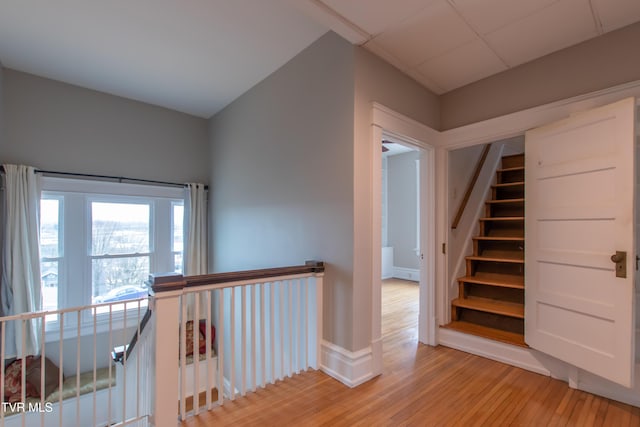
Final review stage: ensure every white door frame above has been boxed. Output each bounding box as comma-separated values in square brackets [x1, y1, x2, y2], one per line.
[371, 103, 441, 371]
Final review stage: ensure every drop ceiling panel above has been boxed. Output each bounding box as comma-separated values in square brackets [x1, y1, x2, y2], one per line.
[371, 0, 477, 67]
[451, 0, 560, 35]
[485, 0, 598, 67]
[321, 0, 434, 36]
[592, 0, 640, 32]
[416, 39, 508, 92]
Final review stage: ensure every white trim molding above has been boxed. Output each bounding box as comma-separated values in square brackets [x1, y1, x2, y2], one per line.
[441, 79, 640, 149]
[286, 0, 370, 44]
[392, 267, 420, 282]
[320, 340, 376, 388]
[438, 327, 553, 377]
[372, 102, 441, 147]
[577, 364, 640, 408]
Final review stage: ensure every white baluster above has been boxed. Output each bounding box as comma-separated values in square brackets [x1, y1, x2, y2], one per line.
[230, 287, 236, 400]
[206, 290, 213, 411]
[194, 292, 200, 415]
[217, 288, 224, 406]
[260, 283, 266, 388]
[180, 293, 187, 419]
[241, 285, 246, 396]
[251, 284, 257, 392]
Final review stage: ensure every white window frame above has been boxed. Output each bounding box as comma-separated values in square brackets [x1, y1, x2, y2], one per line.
[40, 177, 185, 340]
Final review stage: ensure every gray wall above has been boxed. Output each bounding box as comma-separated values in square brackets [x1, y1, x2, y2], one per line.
[2, 69, 209, 183]
[0, 64, 4, 148]
[388, 151, 420, 271]
[208, 32, 356, 350]
[440, 21, 640, 130]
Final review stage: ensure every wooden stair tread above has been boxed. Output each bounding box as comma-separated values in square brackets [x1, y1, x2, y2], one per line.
[480, 249, 524, 259]
[443, 321, 527, 347]
[479, 216, 524, 221]
[486, 198, 524, 205]
[452, 297, 524, 318]
[458, 273, 524, 289]
[473, 236, 524, 242]
[466, 255, 524, 263]
[485, 229, 524, 238]
[497, 166, 525, 173]
[492, 181, 525, 188]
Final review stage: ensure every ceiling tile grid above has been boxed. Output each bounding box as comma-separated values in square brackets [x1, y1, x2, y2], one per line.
[322, 0, 640, 94]
[416, 39, 508, 92]
[450, 0, 561, 35]
[321, 0, 434, 36]
[591, 0, 640, 33]
[370, 0, 478, 68]
[482, 0, 599, 67]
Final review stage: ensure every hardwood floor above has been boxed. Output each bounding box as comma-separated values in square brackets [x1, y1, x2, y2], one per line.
[182, 279, 640, 426]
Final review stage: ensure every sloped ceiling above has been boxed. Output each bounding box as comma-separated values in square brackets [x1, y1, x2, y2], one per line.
[0, 0, 327, 118]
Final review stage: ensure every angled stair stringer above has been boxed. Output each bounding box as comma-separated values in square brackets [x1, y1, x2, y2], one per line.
[446, 153, 526, 347]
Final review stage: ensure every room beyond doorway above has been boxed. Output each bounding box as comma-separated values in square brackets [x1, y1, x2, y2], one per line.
[381, 140, 421, 283]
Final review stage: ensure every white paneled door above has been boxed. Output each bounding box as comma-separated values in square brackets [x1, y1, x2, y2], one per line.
[525, 97, 636, 387]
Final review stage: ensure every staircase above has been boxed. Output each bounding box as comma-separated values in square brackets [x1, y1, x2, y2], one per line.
[447, 153, 526, 347]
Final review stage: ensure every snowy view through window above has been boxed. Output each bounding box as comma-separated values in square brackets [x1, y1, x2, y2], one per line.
[40, 195, 183, 317]
[40, 198, 60, 314]
[91, 202, 150, 304]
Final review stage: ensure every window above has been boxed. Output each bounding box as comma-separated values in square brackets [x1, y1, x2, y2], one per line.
[40, 177, 184, 322]
[40, 197, 62, 320]
[91, 201, 150, 305]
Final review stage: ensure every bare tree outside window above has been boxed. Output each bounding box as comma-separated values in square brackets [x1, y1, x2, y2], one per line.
[91, 202, 150, 303]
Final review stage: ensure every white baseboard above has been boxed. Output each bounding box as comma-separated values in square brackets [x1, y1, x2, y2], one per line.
[320, 340, 377, 388]
[438, 327, 552, 376]
[577, 364, 640, 408]
[439, 326, 640, 408]
[392, 267, 420, 281]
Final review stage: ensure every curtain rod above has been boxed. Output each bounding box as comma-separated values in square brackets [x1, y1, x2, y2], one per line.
[0, 166, 208, 190]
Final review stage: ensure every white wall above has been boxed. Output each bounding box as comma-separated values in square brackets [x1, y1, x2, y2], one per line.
[208, 32, 356, 350]
[387, 151, 420, 271]
[1, 69, 210, 183]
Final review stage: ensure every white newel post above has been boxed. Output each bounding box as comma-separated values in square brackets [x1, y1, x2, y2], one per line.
[308, 261, 324, 369]
[316, 272, 324, 369]
[149, 274, 184, 427]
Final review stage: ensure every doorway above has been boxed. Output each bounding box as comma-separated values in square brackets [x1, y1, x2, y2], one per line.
[370, 104, 437, 377]
[381, 139, 421, 343]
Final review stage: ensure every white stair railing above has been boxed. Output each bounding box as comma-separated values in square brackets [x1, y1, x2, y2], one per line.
[149, 261, 324, 425]
[0, 299, 151, 427]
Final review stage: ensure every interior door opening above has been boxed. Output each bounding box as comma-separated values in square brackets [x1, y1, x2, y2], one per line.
[381, 138, 421, 342]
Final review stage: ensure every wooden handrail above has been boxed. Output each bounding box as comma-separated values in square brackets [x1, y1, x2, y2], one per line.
[149, 260, 325, 293]
[451, 144, 492, 230]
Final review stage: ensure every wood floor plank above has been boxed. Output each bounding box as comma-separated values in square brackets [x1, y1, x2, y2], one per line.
[181, 279, 639, 426]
